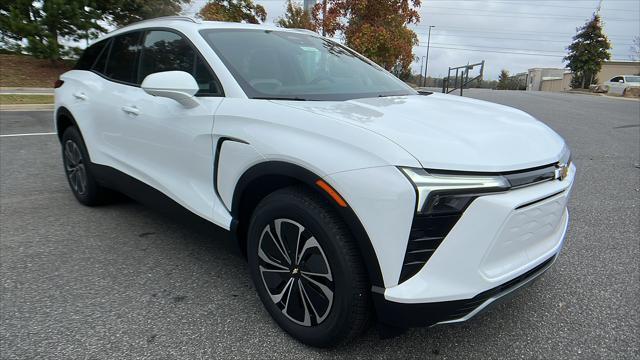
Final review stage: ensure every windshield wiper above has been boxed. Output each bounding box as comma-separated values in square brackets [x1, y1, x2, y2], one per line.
[253, 96, 308, 101]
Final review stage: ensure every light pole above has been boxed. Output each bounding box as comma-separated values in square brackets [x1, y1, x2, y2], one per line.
[418, 56, 426, 87]
[423, 25, 435, 87]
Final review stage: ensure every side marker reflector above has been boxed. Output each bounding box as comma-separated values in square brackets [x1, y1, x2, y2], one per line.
[315, 179, 348, 208]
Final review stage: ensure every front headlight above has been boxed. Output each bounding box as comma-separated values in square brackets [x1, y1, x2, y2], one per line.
[400, 168, 510, 214]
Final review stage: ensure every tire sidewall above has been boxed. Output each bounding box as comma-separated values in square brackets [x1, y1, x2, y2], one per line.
[61, 127, 99, 205]
[247, 193, 359, 346]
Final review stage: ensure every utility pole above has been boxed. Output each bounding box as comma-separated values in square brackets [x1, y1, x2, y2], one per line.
[423, 25, 435, 87]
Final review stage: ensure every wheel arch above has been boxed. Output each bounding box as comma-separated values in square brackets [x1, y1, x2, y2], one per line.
[230, 161, 384, 288]
[55, 107, 79, 143]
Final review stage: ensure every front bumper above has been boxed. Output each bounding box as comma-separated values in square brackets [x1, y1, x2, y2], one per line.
[373, 252, 559, 327]
[376, 163, 575, 327]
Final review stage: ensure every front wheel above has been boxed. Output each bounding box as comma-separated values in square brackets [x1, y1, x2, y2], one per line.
[247, 186, 371, 347]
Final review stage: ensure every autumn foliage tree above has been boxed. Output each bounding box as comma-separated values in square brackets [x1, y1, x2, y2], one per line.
[198, 0, 266, 23]
[276, 1, 317, 31]
[312, 0, 421, 74]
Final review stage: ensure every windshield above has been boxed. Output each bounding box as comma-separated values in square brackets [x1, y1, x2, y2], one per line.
[199, 29, 416, 101]
[625, 76, 640, 82]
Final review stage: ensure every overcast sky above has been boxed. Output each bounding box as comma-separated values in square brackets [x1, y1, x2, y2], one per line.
[184, 0, 640, 80]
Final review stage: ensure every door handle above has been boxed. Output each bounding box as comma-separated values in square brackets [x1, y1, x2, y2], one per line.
[121, 105, 140, 116]
[73, 92, 87, 101]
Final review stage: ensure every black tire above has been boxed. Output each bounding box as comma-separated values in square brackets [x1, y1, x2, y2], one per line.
[247, 186, 371, 347]
[61, 127, 107, 206]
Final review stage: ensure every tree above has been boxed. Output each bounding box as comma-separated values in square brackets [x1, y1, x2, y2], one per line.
[276, 1, 316, 31]
[198, 0, 266, 23]
[96, 0, 191, 27]
[0, 0, 189, 61]
[564, 14, 611, 89]
[311, 0, 421, 74]
[0, 0, 104, 60]
[497, 69, 510, 90]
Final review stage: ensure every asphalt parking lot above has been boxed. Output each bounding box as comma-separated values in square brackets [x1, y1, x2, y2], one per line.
[1, 90, 638, 359]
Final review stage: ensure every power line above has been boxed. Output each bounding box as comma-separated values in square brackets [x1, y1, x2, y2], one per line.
[422, 5, 639, 20]
[411, 32, 634, 45]
[412, 25, 638, 38]
[415, 44, 629, 59]
[421, 42, 568, 54]
[460, 1, 634, 11]
[416, 45, 566, 57]
[423, 10, 638, 21]
[420, 42, 632, 55]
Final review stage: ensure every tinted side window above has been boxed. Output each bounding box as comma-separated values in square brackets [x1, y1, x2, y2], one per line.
[74, 40, 108, 70]
[105, 32, 142, 84]
[140, 30, 220, 96]
[92, 39, 111, 75]
[610, 76, 622, 82]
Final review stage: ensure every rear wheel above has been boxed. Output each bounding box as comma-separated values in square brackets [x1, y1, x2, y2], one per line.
[247, 186, 371, 347]
[61, 127, 107, 205]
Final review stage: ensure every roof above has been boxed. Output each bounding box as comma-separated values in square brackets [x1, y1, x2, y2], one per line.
[603, 60, 640, 66]
[102, 16, 318, 40]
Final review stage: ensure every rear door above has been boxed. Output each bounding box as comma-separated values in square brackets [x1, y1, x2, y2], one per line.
[111, 29, 225, 222]
[57, 38, 112, 163]
[87, 30, 145, 168]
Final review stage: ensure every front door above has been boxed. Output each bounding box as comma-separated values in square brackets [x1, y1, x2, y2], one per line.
[112, 29, 226, 223]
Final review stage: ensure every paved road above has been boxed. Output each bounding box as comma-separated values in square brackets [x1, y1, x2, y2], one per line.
[1, 90, 638, 359]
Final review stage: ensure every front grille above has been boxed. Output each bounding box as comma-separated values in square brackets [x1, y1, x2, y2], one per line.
[502, 163, 557, 188]
[398, 214, 462, 283]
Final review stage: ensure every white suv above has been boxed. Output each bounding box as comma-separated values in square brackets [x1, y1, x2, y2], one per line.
[55, 17, 575, 347]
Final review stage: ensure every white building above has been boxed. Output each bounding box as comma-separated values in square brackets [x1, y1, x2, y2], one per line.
[526, 68, 566, 91]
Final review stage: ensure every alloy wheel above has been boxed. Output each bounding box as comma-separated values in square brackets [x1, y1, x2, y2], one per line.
[64, 140, 87, 195]
[258, 218, 334, 327]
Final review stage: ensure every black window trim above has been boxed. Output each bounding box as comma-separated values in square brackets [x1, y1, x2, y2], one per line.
[92, 38, 113, 74]
[74, 38, 110, 71]
[101, 30, 143, 87]
[87, 27, 225, 97]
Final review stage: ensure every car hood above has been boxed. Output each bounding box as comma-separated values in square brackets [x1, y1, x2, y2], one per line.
[278, 93, 566, 172]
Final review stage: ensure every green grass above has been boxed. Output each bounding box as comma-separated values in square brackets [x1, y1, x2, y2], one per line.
[0, 94, 54, 105]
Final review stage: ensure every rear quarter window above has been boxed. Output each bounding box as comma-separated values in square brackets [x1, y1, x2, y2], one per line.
[74, 40, 109, 71]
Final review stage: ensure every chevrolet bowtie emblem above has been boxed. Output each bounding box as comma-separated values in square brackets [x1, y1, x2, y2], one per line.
[555, 163, 569, 181]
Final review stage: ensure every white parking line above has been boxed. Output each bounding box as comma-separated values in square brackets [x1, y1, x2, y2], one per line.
[0, 132, 56, 138]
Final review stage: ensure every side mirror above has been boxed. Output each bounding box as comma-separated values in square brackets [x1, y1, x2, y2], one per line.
[141, 71, 199, 108]
[618, 79, 624, 83]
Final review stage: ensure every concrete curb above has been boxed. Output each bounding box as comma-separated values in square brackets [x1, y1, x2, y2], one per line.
[1, 93, 54, 96]
[0, 87, 54, 94]
[0, 104, 54, 111]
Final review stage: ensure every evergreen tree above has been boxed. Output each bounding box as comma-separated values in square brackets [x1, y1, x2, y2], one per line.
[497, 69, 509, 90]
[0, 0, 104, 60]
[198, 0, 266, 24]
[96, 0, 191, 27]
[564, 14, 611, 89]
[276, 1, 316, 31]
[0, 0, 190, 61]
